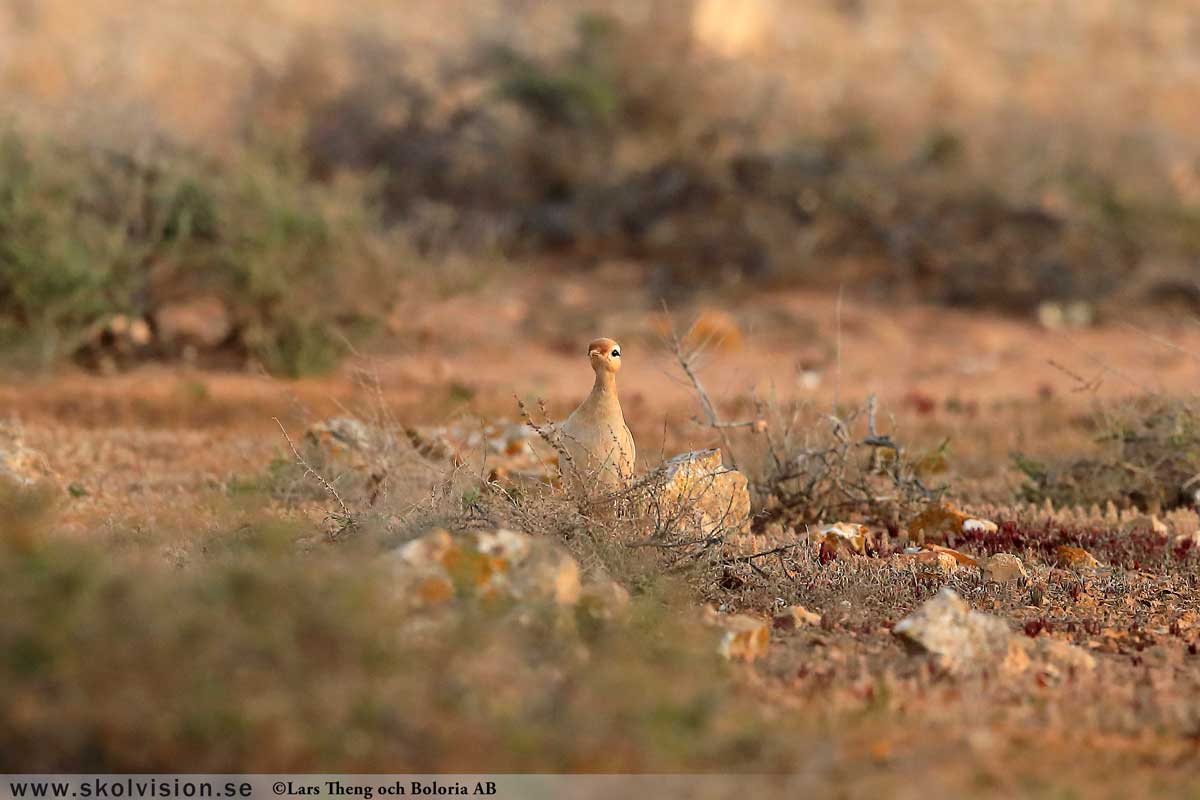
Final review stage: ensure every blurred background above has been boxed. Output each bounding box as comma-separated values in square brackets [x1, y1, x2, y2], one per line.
[3, 0, 1200, 395]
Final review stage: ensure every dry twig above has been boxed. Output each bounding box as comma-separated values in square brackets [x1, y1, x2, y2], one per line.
[273, 417, 355, 540]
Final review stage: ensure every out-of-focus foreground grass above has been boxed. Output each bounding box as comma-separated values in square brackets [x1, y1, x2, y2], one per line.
[0, 482, 798, 772]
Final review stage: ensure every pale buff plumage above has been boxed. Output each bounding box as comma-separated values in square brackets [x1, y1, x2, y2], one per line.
[558, 337, 636, 491]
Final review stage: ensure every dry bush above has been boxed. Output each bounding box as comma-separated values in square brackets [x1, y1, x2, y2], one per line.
[230, 7, 1195, 313]
[745, 397, 942, 534]
[1014, 397, 1200, 513]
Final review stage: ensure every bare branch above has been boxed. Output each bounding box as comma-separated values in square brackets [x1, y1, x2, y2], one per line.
[273, 417, 354, 540]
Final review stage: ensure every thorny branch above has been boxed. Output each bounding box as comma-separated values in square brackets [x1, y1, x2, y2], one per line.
[273, 417, 355, 540]
[662, 310, 766, 472]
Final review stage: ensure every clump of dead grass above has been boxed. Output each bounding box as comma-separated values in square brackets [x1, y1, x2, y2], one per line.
[1014, 397, 1200, 513]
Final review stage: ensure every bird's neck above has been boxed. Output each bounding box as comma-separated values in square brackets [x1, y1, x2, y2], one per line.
[587, 370, 620, 409]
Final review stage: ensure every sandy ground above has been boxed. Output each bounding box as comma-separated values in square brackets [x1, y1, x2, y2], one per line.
[5, 284, 1200, 789]
[5, 284, 1198, 427]
[3, 282, 1198, 524]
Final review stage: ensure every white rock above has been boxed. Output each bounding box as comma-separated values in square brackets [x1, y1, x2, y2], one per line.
[983, 553, 1028, 584]
[654, 449, 751, 537]
[894, 587, 1094, 677]
[714, 614, 771, 662]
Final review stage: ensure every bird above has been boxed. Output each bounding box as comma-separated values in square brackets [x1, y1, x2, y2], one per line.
[557, 337, 636, 493]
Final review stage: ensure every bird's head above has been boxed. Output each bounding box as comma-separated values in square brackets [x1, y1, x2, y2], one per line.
[587, 337, 623, 374]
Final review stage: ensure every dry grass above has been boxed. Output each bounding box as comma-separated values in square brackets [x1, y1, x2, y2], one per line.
[0, 480, 802, 773]
[4, 1, 1200, 792]
[1015, 397, 1200, 513]
[5, 386, 1200, 792]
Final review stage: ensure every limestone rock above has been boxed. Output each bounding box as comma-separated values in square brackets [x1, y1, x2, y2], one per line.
[1032, 637, 1097, 681]
[397, 528, 457, 569]
[509, 545, 581, 606]
[893, 588, 1095, 678]
[654, 449, 751, 537]
[387, 528, 587, 610]
[390, 529, 459, 608]
[893, 549, 962, 577]
[475, 527, 533, 564]
[714, 614, 771, 662]
[813, 522, 870, 559]
[907, 502, 997, 544]
[892, 588, 1014, 672]
[923, 544, 978, 567]
[984, 553, 1028, 584]
[303, 418, 377, 474]
[891, 544, 977, 578]
[1054, 545, 1102, 573]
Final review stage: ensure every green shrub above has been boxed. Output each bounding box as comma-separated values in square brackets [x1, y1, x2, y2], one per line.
[0, 133, 144, 363]
[0, 131, 393, 375]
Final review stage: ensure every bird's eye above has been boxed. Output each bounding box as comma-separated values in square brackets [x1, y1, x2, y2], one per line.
[611, 349, 620, 357]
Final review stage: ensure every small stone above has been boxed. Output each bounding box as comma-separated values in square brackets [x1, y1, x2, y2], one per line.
[715, 614, 771, 662]
[814, 522, 871, 558]
[0, 425, 56, 487]
[923, 544, 978, 567]
[773, 605, 822, 631]
[962, 518, 999, 534]
[1032, 637, 1097, 679]
[1037, 302, 1066, 330]
[388, 528, 585, 609]
[893, 549, 960, 576]
[306, 417, 372, 454]
[984, 553, 1028, 584]
[1054, 545, 1102, 572]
